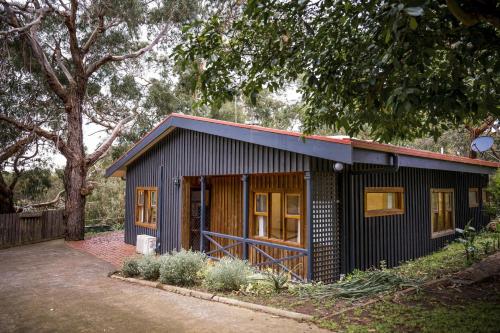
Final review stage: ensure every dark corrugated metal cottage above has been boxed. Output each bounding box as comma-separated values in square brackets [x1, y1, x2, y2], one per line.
[106, 113, 499, 283]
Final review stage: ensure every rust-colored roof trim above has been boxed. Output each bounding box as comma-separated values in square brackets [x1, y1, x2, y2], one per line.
[350, 139, 500, 168]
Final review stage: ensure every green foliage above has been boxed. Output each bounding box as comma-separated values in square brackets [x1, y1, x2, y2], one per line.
[249, 269, 290, 293]
[396, 231, 498, 280]
[85, 158, 125, 227]
[122, 257, 141, 277]
[176, 1, 499, 141]
[138, 256, 161, 280]
[318, 298, 500, 333]
[203, 257, 253, 292]
[292, 268, 419, 300]
[484, 169, 500, 218]
[261, 269, 289, 292]
[456, 220, 478, 263]
[158, 250, 206, 286]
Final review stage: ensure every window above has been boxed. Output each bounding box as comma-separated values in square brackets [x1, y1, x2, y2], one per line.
[482, 188, 491, 205]
[431, 189, 454, 238]
[468, 188, 479, 208]
[364, 187, 404, 217]
[136, 187, 158, 229]
[253, 191, 302, 245]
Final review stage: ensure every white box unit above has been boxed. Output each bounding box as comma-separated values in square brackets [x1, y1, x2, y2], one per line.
[136, 234, 156, 255]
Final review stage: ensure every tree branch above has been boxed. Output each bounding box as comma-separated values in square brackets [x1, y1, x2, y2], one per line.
[81, 13, 104, 54]
[54, 41, 76, 85]
[85, 115, 133, 167]
[22, 189, 64, 209]
[0, 114, 74, 159]
[0, 133, 35, 163]
[447, 0, 500, 28]
[1, 3, 68, 101]
[85, 25, 169, 76]
[0, 6, 50, 36]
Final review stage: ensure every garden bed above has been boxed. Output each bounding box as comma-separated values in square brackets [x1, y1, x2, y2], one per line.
[116, 231, 500, 330]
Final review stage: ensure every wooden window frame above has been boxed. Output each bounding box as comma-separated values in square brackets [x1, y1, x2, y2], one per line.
[482, 188, 491, 205]
[251, 190, 304, 247]
[364, 187, 405, 218]
[430, 188, 455, 239]
[468, 188, 479, 208]
[135, 186, 158, 229]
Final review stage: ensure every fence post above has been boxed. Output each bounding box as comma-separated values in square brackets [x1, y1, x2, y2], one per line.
[200, 176, 206, 252]
[242, 174, 249, 260]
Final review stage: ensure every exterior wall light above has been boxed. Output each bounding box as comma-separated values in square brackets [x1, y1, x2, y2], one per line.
[334, 162, 344, 172]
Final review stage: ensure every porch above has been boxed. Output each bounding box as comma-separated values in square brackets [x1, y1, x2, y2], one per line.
[180, 172, 337, 282]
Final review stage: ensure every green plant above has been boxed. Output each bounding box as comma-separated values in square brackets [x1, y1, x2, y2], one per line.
[122, 258, 140, 277]
[479, 240, 493, 255]
[138, 256, 161, 280]
[293, 269, 420, 300]
[159, 250, 206, 286]
[456, 220, 478, 263]
[203, 257, 253, 292]
[255, 268, 290, 293]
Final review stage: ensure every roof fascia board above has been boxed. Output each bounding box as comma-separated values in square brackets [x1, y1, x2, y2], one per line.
[106, 116, 353, 177]
[170, 117, 353, 163]
[105, 118, 175, 177]
[353, 148, 495, 175]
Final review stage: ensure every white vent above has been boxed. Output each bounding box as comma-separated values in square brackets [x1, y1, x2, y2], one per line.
[136, 234, 156, 255]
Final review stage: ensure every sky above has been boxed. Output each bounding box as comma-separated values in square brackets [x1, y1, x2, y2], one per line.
[50, 85, 303, 168]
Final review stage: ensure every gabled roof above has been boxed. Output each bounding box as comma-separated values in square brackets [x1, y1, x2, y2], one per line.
[106, 113, 499, 177]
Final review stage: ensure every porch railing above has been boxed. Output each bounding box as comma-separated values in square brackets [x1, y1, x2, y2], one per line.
[202, 230, 308, 282]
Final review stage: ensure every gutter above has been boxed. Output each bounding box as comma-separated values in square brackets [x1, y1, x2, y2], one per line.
[351, 154, 400, 175]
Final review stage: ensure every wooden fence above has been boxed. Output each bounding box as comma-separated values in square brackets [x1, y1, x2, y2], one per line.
[0, 210, 65, 249]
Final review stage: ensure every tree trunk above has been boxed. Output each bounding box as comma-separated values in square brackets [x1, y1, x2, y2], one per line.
[63, 93, 87, 240]
[0, 173, 16, 214]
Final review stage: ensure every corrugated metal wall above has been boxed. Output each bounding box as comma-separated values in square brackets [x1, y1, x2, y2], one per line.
[341, 165, 490, 273]
[125, 128, 332, 252]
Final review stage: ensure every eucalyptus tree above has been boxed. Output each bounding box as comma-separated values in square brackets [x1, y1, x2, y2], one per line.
[0, 50, 54, 213]
[0, 0, 198, 239]
[175, 0, 499, 142]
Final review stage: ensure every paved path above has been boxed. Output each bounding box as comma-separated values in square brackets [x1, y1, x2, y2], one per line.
[0, 240, 326, 333]
[67, 231, 136, 267]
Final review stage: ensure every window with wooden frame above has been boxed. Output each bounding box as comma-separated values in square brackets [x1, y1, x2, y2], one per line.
[135, 187, 158, 229]
[431, 189, 454, 238]
[468, 188, 479, 208]
[252, 191, 302, 245]
[364, 187, 404, 217]
[482, 188, 491, 205]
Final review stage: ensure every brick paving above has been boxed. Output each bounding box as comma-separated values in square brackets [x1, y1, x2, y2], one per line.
[66, 231, 136, 267]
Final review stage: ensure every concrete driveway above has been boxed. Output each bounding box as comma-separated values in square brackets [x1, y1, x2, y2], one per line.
[0, 240, 327, 333]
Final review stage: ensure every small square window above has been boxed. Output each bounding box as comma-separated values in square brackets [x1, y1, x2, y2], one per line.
[468, 188, 479, 208]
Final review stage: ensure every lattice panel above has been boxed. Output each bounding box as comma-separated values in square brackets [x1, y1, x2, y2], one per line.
[312, 172, 339, 283]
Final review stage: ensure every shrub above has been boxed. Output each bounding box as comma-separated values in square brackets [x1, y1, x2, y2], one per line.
[138, 255, 161, 280]
[122, 257, 140, 277]
[159, 250, 206, 286]
[203, 257, 253, 292]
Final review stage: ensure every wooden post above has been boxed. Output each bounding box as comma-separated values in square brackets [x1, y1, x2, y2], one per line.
[200, 176, 206, 252]
[156, 166, 164, 254]
[242, 174, 249, 260]
[305, 171, 314, 282]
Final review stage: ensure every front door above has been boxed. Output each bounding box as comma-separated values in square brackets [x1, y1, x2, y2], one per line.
[189, 187, 210, 251]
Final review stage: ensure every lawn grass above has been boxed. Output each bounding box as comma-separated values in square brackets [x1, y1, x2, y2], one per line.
[317, 287, 500, 333]
[394, 231, 500, 280]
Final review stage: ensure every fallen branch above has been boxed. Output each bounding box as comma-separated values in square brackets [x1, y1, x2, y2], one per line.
[21, 190, 65, 209]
